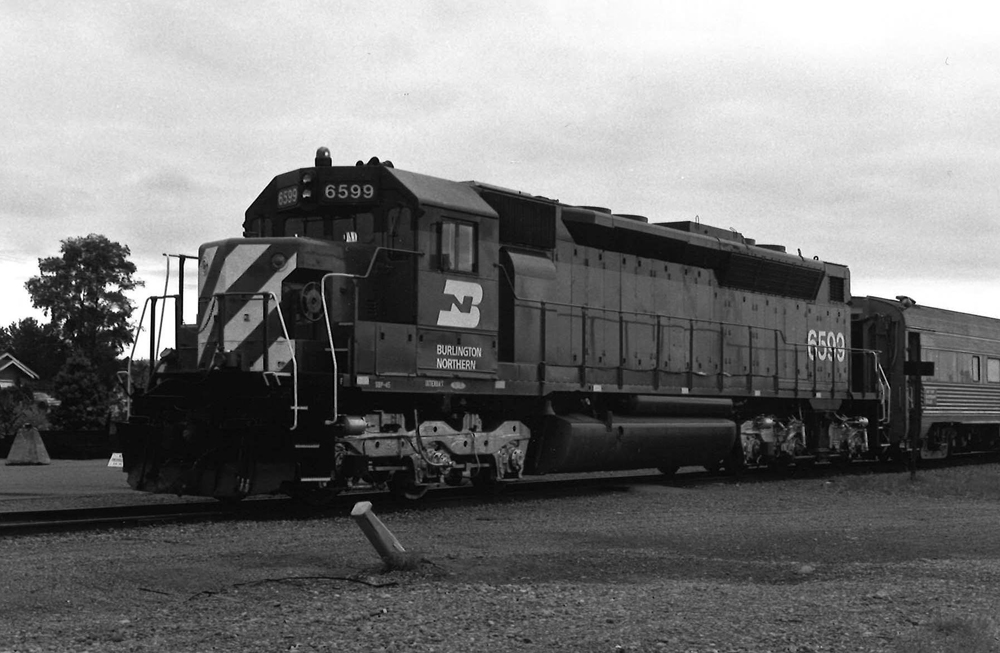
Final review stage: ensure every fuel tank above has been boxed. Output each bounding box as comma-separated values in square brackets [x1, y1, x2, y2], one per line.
[527, 413, 737, 474]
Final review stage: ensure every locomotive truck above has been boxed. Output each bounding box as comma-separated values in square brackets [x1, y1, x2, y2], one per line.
[118, 147, 892, 501]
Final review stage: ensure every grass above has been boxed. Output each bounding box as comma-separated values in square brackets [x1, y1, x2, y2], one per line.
[835, 463, 1000, 500]
[895, 615, 1000, 653]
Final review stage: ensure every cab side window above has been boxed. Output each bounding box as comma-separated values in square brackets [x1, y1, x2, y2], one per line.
[439, 219, 477, 273]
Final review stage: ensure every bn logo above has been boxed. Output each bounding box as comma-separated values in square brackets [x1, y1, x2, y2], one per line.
[437, 280, 483, 328]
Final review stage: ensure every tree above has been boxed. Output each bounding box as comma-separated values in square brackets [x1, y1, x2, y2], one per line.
[25, 234, 143, 429]
[50, 353, 110, 430]
[0, 382, 49, 442]
[26, 233, 142, 362]
[0, 318, 67, 385]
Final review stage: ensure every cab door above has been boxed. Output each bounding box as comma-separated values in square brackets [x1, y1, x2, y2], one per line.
[417, 212, 499, 378]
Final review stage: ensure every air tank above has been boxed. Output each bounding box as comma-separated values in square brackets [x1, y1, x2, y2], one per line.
[527, 413, 737, 474]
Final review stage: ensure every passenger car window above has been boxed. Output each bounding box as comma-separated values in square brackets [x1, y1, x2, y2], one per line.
[972, 356, 981, 382]
[988, 357, 1000, 383]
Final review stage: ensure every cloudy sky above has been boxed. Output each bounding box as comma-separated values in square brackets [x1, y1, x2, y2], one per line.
[3, 0, 1000, 356]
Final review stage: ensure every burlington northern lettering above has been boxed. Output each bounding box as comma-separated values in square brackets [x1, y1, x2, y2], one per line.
[436, 343, 482, 370]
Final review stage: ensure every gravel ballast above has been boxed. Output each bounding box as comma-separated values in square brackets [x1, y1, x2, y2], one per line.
[2, 470, 999, 652]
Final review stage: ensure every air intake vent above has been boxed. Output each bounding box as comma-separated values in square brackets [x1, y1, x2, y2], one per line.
[717, 253, 824, 300]
[829, 276, 846, 303]
[481, 190, 556, 249]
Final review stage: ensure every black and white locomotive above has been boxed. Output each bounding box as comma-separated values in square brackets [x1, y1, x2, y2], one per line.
[116, 148, 1000, 500]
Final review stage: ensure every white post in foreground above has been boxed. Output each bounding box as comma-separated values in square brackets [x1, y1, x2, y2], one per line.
[351, 501, 406, 565]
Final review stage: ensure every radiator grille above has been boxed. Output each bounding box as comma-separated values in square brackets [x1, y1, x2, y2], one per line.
[481, 190, 556, 249]
[717, 253, 824, 301]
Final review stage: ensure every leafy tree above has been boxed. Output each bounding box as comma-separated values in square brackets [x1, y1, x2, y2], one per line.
[0, 383, 49, 441]
[24, 234, 143, 429]
[0, 317, 67, 385]
[25, 234, 142, 365]
[50, 354, 110, 430]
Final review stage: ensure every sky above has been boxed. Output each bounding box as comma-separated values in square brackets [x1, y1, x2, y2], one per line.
[3, 0, 1000, 359]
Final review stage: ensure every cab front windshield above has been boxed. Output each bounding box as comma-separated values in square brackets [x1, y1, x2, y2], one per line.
[278, 204, 414, 250]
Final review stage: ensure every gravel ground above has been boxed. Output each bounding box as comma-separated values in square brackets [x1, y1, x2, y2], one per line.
[1, 470, 1000, 652]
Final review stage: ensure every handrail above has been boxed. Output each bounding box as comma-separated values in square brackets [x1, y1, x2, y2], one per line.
[206, 291, 300, 430]
[496, 261, 804, 346]
[321, 246, 424, 421]
[124, 294, 181, 419]
[123, 253, 195, 419]
[496, 260, 873, 394]
[155, 255, 171, 363]
[875, 352, 891, 424]
[320, 273, 341, 420]
[124, 296, 151, 420]
[268, 293, 300, 431]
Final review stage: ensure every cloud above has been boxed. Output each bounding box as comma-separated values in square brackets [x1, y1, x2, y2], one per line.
[2, 0, 1000, 333]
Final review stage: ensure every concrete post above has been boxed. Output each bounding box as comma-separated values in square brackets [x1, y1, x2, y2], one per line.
[6, 425, 51, 465]
[351, 501, 406, 565]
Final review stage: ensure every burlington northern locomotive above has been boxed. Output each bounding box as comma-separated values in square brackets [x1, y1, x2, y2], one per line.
[116, 147, 997, 501]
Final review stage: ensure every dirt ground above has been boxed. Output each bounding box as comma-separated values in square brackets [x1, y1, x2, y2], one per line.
[1, 467, 999, 652]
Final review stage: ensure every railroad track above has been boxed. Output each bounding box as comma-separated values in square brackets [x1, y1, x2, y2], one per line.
[0, 471, 679, 536]
[0, 456, 990, 536]
[0, 502, 269, 536]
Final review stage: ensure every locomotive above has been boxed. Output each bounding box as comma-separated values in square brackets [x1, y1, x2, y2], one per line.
[118, 147, 910, 501]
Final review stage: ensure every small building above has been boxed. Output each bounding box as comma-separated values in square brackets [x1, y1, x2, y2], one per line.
[1, 353, 51, 453]
[0, 352, 40, 389]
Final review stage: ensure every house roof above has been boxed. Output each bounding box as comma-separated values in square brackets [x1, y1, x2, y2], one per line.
[0, 352, 40, 382]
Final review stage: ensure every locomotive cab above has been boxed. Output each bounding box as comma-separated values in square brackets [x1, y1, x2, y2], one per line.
[119, 149, 528, 500]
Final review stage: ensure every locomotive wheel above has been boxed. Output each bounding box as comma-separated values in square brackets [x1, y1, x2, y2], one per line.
[722, 438, 747, 476]
[443, 469, 465, 487]
[471, 468, 505, 495]
[292, 486, 342, 508]
[388, 472, 429, 501]
[826, 452, 849, 468]
[881, 443, 904, 465]
[767, 455, 792, 475]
